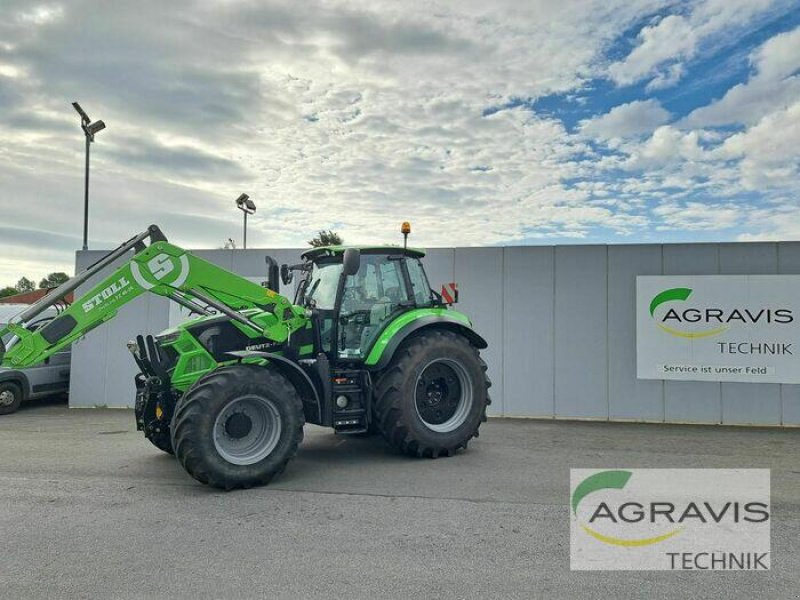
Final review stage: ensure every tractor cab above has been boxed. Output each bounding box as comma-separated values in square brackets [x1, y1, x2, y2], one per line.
[287, 246, 436, 363]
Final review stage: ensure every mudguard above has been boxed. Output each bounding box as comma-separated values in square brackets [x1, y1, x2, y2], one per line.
[364, 309, 487, 370]
[227, 350, 323, 424]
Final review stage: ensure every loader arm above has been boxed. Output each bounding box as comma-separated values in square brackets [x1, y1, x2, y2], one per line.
[0, 225, 305, 370]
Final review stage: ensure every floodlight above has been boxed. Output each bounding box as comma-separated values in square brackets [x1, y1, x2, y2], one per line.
[72, 102, 107, 250]
[235, 193, 256, 248]
[236, 193, 256, 214]
[72, 101, 90, 124]
[86, 120, 106, 136]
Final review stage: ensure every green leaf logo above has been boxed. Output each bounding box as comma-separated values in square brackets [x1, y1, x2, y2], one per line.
[572, 470, 632, 515]
[649, 288, 693, 317]
[650, 287, 729, 339]
[572, 470, 681, 547]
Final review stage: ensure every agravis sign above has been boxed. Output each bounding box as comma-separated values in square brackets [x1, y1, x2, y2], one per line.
[637, 275, 800, 383]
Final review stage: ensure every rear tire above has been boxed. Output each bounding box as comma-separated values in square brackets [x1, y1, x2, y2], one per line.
[374, 330, 491, 457]
[0, 381, 23, 415]
[171, 365, 304, 490]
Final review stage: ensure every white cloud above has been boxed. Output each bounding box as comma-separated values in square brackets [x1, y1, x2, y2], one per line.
[0, 0, 676, 282]
[652, 201, 742, 231]
[608, 14, 696, 87]
[607, 0, 787, 89]
[738, 202, 800, 241]
[684, 25, 800, 127]
[717, 101, 800, 189]
[644, 62, 684, 92]
[0, 0, 797, 284]
[580, 99, 670, 139]
[16, 4, 64, 25]
[624, 125, 707, 167]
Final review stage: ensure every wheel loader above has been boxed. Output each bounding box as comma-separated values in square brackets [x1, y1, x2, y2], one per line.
[0, 225, 491, 489]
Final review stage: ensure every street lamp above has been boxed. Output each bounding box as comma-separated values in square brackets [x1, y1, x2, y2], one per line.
[72, 102, 106, 251]
[235, 193, 256, 249]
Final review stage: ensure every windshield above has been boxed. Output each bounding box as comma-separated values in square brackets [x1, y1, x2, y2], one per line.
[304, 262, 343, 310]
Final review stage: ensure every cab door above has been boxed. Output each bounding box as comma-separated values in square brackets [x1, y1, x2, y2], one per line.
[338, 254, 411, 359]
[24, 317, 70, 398]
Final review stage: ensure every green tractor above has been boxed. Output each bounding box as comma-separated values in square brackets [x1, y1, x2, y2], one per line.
[0, 225, 490, 489]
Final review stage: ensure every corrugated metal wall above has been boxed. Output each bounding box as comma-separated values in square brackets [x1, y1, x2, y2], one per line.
[71, 242, 800, 426]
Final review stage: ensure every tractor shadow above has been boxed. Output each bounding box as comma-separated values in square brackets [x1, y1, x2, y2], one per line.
[139, 428, 423, 493]
[294, 428, 405, 466]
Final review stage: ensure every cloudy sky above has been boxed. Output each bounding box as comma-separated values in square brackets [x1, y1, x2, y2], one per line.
[1, 0, 799, 284]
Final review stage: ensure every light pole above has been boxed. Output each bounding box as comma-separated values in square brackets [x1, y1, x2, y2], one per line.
[72, 102, 106, 251]
[235, 193, 256, 249]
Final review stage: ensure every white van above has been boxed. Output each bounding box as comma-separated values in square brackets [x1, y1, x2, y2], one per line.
[0, 304, 70, 414]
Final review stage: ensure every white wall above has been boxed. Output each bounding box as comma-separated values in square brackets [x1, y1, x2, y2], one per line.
[71, 242, 800, 426]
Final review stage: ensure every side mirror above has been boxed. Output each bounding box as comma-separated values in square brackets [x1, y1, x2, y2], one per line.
[280, 264, 293, 286]
[342, 248, 360, 276]
[264, 256, 280, 293]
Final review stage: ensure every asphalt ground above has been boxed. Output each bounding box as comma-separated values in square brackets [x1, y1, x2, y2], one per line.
[1, 397, 798, 599]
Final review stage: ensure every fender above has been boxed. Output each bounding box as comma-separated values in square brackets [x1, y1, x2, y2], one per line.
[364, 311, 488, 371]
[0, 369, 30, 399]
[227, 351, 323, 424]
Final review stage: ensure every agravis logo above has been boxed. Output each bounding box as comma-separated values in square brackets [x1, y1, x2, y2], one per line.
[572, 470, 681, 547]
[649, 287, 793, 339]
[570, 469, 771, 571]
[649, 288, 728, 338]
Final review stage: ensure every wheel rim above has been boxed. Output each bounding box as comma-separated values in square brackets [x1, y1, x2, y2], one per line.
[213, 395, 282, 465]
[0, 390, 16, 407]
[414, 358, 473, 433]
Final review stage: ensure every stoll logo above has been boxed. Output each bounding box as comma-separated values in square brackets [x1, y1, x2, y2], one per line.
[570, 469, 771, 571]
[130, 252, 191, 290]
[649, 287, 793, 339]
[82, 276, 132, 313]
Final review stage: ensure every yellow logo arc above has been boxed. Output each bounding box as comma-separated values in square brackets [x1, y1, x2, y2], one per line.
[580, 523, 682, 547]
[657, 323, 729, 339]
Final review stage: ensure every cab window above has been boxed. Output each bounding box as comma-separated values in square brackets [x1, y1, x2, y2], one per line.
[406, 258, 433, 306]
[338, 255, 410, 358]
[304, 262, 342, 310]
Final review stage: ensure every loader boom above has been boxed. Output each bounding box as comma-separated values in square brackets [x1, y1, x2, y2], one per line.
[0, 225, 305, 370]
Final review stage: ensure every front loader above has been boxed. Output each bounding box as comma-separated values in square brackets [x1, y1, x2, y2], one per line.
[0, 225, 490, 489]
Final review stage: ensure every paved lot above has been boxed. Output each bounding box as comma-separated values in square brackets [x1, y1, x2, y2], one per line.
[1, 398, 798, 599]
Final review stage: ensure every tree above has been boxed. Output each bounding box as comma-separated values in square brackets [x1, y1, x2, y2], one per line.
[0, 286, 17, 298]
[15, 277, 35, 293]
[308, 230, 343, 248]
[39, 272, 70, 289]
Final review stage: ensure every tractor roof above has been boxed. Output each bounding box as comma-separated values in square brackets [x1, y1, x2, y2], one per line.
[301, 245, 426, 260]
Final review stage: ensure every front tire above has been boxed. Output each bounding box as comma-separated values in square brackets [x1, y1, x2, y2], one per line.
[0, 381, 23, 415]
[171, 365, 304, 490]
[374, 330, 491, 457]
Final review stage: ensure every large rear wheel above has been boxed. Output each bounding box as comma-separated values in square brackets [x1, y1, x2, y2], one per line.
[374, 329, 491, 457]
[171, 365, 304, 490]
